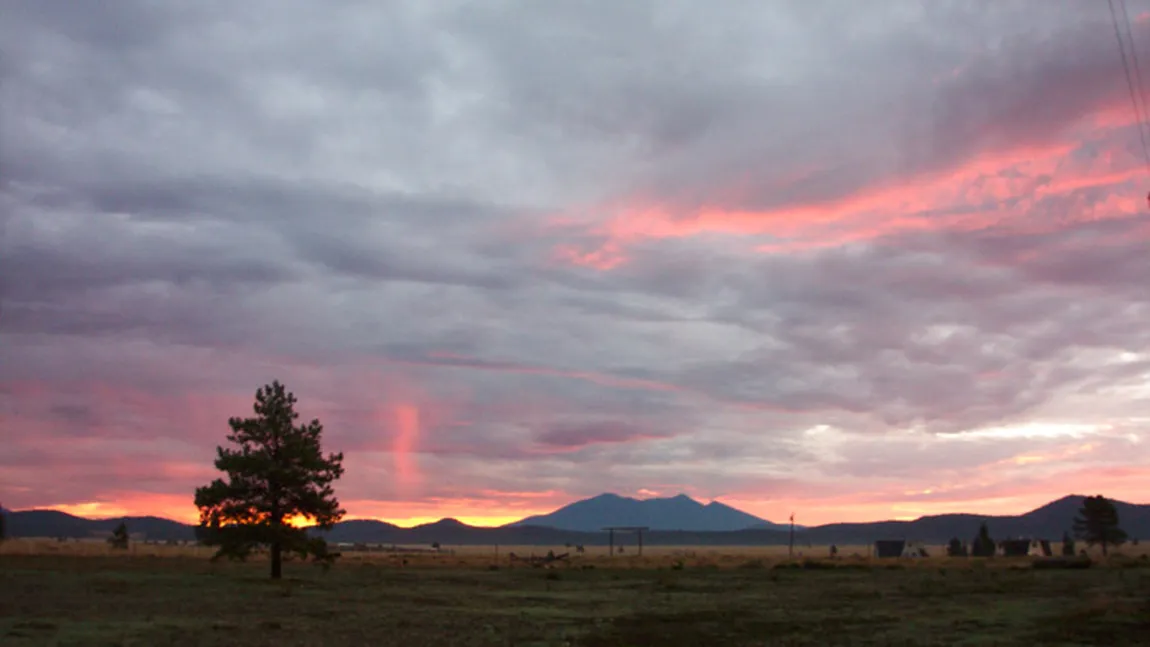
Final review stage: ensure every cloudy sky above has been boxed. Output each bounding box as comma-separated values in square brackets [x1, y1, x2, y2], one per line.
[4, 0, 1150, 527]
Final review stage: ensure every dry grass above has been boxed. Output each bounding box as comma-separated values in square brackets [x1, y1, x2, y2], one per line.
[0, 538, 216, 558]
[3, 548, 1150, 646]
[6, 537, 1148, 570]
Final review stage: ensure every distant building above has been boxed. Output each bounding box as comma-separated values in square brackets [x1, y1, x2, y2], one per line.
[999, 539, 1032, 557]
[902, 541, 929, 558]
[995, 539, 1053, 557]
[873, 539, 930, 558]
[1030, 540, 1053, 557]
[874, 540, 906, 558]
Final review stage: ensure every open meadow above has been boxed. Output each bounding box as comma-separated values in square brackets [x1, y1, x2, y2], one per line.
[3, 540, 1150, 646]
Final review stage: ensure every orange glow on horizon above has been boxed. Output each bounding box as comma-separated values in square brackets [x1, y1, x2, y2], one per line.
[24, 471, 1150, 531]
[346, 515, 529, 528]
[285, 514, 312, 528]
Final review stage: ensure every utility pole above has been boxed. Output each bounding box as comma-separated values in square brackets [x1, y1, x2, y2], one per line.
[788, 513, 795, 559]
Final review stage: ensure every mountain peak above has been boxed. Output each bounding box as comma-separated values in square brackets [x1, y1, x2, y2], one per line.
[1026, 494, 1085, 515]
[415, 517, 469, 530]
[506, 491, 784, 532]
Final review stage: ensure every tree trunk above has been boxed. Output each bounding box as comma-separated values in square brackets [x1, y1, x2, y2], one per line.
[271, 541, 282, 579]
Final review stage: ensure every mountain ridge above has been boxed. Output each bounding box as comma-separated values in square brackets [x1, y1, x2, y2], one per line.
[506, 492, 790, 532]
[5, 494, 1148, 546]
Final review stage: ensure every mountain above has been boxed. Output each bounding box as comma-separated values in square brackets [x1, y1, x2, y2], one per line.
[506, 493, 788, 532]
[6, 494, 1149, 547]
[7, 510, 197, 542]
[314, 519, 402, 543]
[794, 495, 1150, 545]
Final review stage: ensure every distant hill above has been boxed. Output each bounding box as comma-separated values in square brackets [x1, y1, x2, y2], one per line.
[7, 510, 197, 542]
[5, 494, 1148, 547]
[506, 493, 788, 532]
[796, 495, 1150, 546]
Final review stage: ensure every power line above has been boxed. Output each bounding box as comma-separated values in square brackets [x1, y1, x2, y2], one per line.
[1118, 0, 1150, 148]
[1109, 0, 1150, 173]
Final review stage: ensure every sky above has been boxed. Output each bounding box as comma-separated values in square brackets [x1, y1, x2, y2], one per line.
[4, 0, 1150, 528]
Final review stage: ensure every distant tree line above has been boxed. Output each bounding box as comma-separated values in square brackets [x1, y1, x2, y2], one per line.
[944, 495, 1127, 558]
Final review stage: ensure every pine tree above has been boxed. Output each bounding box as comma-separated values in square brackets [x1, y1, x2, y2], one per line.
[108, 521, 129, 549]
[194, 381, 345, 579]
[1073, 495, 1127, 557]
[971, 522, 996, 557]
[947, 537, 967, 557]
[1061, 531, 1076, 557]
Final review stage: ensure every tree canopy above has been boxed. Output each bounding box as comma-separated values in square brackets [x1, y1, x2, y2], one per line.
[194, 380, 345, 579]
[1061, 531, 1076, 557]
[1073, 495, 1127, 556]
[108, 521, 129, 549]
[971, 521, 996, 557]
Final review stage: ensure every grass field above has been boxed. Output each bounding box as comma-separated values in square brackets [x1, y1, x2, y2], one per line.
[3, 541, 1150, 646]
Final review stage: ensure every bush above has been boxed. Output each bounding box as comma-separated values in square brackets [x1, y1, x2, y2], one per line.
[1032, 557, 1092, 570]
[1108, 555, 1150, 569]
[108, 522, 129, 550]
[800, 559, 836, 570]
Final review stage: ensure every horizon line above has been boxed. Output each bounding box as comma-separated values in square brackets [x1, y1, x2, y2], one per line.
[5, 491, 1122, 529]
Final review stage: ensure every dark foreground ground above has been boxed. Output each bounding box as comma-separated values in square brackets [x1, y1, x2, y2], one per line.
[2, 555, 1149, 646]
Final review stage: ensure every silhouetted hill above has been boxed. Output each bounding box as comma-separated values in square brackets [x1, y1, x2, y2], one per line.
[314, 519, 401, 543]
[8, 510, 197, 542]
[507, 493, 787, 531]
[417, 518, 468, 530]
[7, 495, 1149, 547]
[796, 495, 1150, 545]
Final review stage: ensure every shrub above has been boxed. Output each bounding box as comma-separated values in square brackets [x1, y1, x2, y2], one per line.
[108, 522, 129, 550]
[1032, 557, 1092, 570]
[800, 559, 836, 570]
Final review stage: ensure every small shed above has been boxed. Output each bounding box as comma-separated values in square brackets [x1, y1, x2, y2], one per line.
[902, 541, 929, 558]
[1000, 539, 1031, 557]
[874, 540, 906, 559]
[1030, 540, 1053, 557]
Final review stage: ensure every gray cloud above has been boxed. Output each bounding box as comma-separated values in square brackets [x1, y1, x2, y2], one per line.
[3, 0, 1150, 519]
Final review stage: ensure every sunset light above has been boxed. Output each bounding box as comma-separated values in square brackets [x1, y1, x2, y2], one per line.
[4, 0, 1150, 536]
